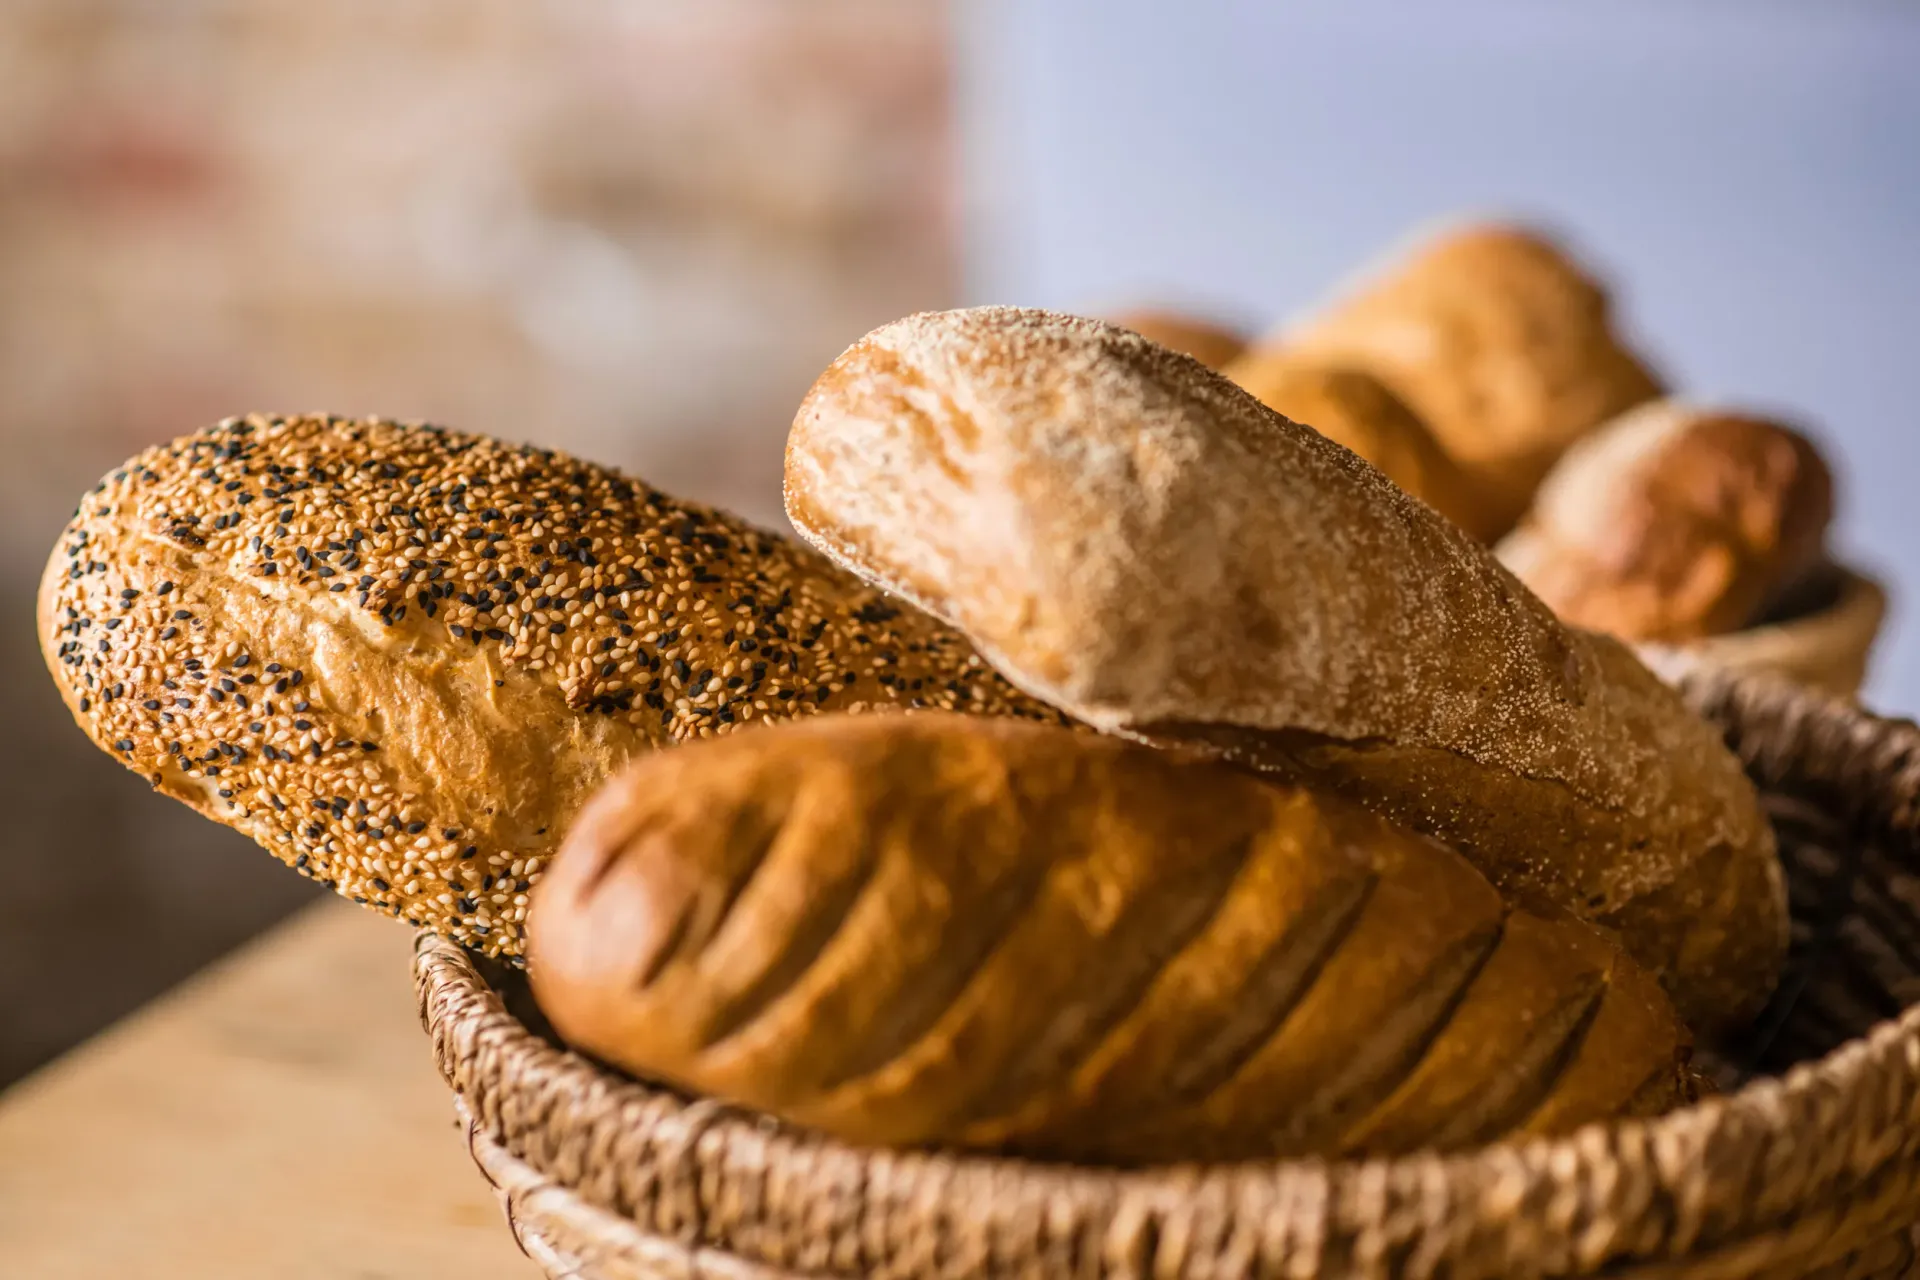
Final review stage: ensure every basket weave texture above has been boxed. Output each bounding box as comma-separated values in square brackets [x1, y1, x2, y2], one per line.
[415, 667, 1920, 1280]
[1638, 566, 1886, 701]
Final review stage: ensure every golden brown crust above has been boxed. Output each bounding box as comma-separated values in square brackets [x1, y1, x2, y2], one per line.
[38, 415, 1063, 956]
[784, 307, 1783, 1033]
[1497, 401, 1836, 642]
[1278, 223, 1663, 536]
[1222, 350, 1500, 540]
[528, 712, 1693, 1162]
[1108, 308, 1248, 370]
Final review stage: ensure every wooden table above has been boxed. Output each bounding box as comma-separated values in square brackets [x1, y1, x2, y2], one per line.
[0, 899, 538, 1278]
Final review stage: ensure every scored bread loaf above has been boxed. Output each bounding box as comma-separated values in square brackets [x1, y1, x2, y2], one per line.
[785, 307, 1785, 1033]
[529, 712, 1695, 1163]
[1276, 223, 1663, 536]
[1496, 401, 1835, 642]
[1221, 350, 1497, 539]
[1109, 308, 1248, 371]
[38, 414, 1063, 956]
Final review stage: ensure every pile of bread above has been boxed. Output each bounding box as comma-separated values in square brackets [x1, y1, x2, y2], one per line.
[1121, 222, 1839, 647]
[40, 245, 1797, 1167]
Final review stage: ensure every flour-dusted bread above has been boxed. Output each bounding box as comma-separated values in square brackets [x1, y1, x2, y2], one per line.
[1222, 350, 1496, 539]
[39, 415, 1062, 956]
[1497, 401, 1835, 642]
[1109, 308, 1248, 371]
[786, 307, 1784, 1032]
[530, 712, 1695, 1163]
[1275, 223, 1663, 536]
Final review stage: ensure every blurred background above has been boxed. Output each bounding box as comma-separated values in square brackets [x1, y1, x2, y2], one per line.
[2, 0, 1915, 1087]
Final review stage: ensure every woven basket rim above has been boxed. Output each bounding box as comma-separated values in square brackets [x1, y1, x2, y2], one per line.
[417, 666, 1920, 1276]
[1641, 563, 1886, 696]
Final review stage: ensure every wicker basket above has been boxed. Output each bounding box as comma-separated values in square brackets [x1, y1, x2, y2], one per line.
[415, 666, 1920, 1280]
[1637, 565, 1887, 701]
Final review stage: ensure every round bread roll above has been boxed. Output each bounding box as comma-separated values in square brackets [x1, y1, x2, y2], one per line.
[531, 712, 1696, 1163]
[39, 414, 1062, 956]
[1222, 350, 1497, 539]
[785, 306, 1784, 1034]
[1279, 223, 1663, 536]
[1497, 401, 1835, 642]
[1109, 308, 1247, 370]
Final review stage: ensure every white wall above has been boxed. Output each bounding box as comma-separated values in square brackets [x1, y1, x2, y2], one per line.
[958, 0, 1920, 713]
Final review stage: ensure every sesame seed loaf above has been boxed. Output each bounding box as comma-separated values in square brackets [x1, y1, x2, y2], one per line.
[785, 307, 1785, 1033]
[1274, 223, 1664, 537]
[530, 712, 1696, 1163]
[38, 414, 1063, 957]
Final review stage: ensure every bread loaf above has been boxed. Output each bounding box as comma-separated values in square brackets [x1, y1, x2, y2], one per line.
[1109, 308, 1247, 371]
[529, 712, 1695, 1163]
[1276, 223, 1663, 536]
[39, 415, 1063, 956]
[1222, 351, 1497, 539]
[1496, 401, 1835, 642]
[785, 307, 1784, 1032]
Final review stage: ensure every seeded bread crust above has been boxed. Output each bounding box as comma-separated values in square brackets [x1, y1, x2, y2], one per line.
[530, 712, 1695, 1163]
[39, 414, 1062, 956]
[785, 307, 1785, 1033]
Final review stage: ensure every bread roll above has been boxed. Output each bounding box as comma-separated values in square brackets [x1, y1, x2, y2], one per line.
[1497, 401, 1835, 642]
[1278, 223, 1663, 536]
[785, 307, 1783, 1032]
[1222, 351, 1497, 539]
[530, 712, 1695, 1163]
[39, 415, 1062, 956]
[1108, 309, 1248, 371]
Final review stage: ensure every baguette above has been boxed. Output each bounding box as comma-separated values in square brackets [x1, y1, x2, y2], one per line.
[785, 307, 1784, 1032]
[529, 712, 1695, 1163]
[39, 414, 1062, 956]
[1276, 223, 1663, 536]
[1497, 401, 1835, 642]
[1221, 351, 1497, 539]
